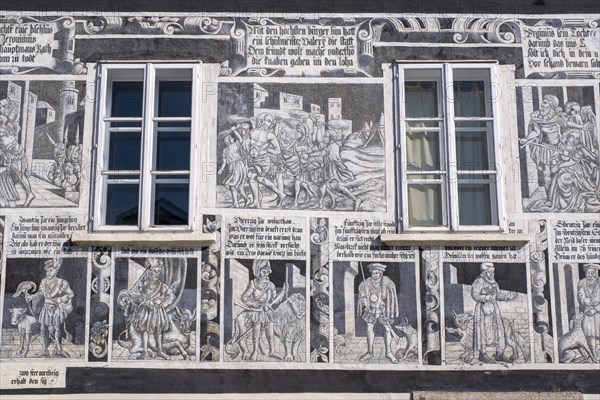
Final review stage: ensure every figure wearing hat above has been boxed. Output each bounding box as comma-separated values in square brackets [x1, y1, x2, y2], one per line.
[471, 262, 518, 363]
[578, 263, 600, 361]
[357, 263, 399, 363]
[24, 258, 74, 357]
[129, 258, 175, 360]
[240, 260, 289, 360]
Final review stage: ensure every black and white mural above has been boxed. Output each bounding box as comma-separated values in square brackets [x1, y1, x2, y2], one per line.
[443, 262, 532, 365]
[554, 263, 600, 363]
[216, 82, 386, 211]
[333, 261, 419, 364]
[111, 257, 198, 361]
[310, 217, 330, 363]
[224, 258, 307, 362]
[1, 257, 88, 359]
[200, 215, 221, 361]
[0, 79, 86, 208]
[518, 85, 599, 213]
[1, 11, 600, 395]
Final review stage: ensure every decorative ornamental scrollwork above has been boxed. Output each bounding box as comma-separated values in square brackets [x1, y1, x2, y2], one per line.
[246, 68, 285, 77]
[89, 248, 111, 360]
[422, 249, 441, 364]
[82, 16, 124, 34]
[182, 17, 229, 35]
[247, 17, 283, 26]
[452, 18, 519, 44]
[126, 17, 183, 35]
[89, 320, 109, 359]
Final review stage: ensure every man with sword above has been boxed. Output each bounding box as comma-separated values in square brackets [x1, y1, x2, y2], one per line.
[358, 263, 400, 363]
[239, 259, 288, 361]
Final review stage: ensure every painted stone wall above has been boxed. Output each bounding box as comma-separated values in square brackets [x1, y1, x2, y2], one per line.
[0, 12, 599, 394]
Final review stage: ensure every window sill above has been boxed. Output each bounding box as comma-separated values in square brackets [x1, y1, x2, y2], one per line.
[380, 232, 530, 246]
[71, 231, 216, 247]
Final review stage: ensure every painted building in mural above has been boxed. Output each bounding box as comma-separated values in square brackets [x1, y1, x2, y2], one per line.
[0, 4, 599, 395]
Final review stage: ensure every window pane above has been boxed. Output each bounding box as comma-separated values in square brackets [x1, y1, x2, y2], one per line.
[153, 183, 189, 225]
[110, 121, 141, 128]
[406, 130, 441, 171]
[454, 121, 487, 128]
[106, 184, 139, 225]
[106, 174, 139, 182]
[111, 81, 143, 118]
[455, 130, 490, 170]
[453, 81, 487, 117]
[108, 131, 141, 170]
[158, 121, 192, 128]
[155, 130, 190, 171]
[458, 183, 494, 225]
[407, 121, 439, 128]
[158, 81, 192, 117]
[404, 81, 439, 118]
[408, 184, 445, 227]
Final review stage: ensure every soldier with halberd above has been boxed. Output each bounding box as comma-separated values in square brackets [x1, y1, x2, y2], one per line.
[241, 259, 288, 360]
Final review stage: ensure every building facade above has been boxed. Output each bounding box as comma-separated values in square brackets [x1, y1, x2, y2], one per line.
[0, 1, 599, 396]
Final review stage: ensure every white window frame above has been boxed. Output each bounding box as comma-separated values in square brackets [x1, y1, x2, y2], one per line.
[92, 62, 202, 232]
[394, 62, 506, 232]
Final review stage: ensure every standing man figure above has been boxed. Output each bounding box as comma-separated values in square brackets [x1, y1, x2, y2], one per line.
[520, 94, 565, 194]
[241, 260, 288, 361]
[26, 258, 74, 358]
[246, 115, 287, 208]
[357, 263, 399, 363]
[130, 258, 176, 360]
[577, 263, 600, 362]
[471, 262, 518, 363]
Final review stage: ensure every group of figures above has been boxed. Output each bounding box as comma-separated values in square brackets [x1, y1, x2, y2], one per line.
[46, 130, 83, 196]
[521, 95, 600, 212]
[0, 98, 35, 207]
[3, 258, 599, 365]
[218, 111, 380, 210]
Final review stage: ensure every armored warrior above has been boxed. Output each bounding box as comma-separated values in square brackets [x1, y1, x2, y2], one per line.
[240, 260, 288, 360]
